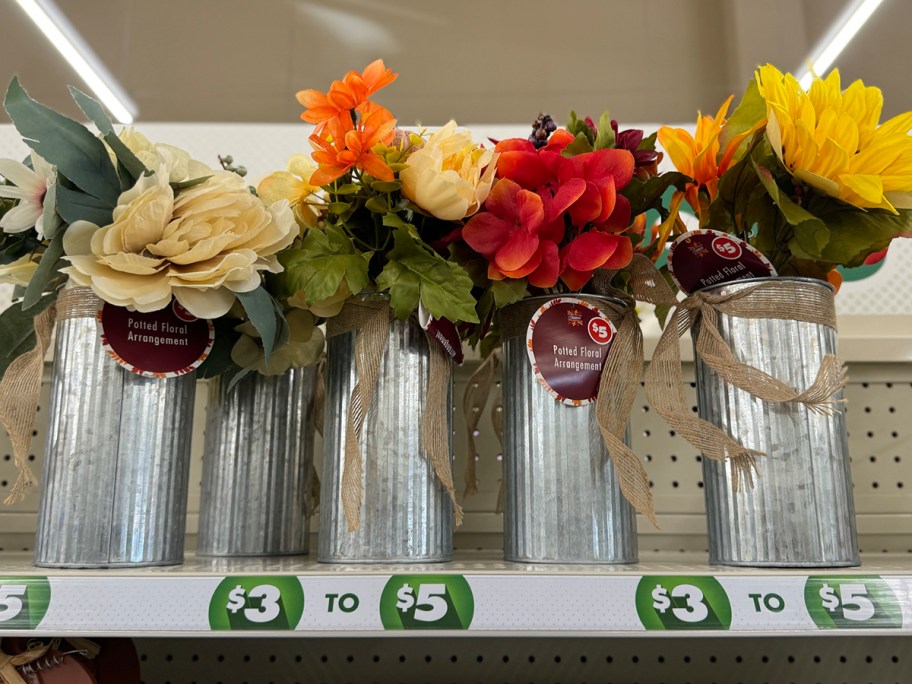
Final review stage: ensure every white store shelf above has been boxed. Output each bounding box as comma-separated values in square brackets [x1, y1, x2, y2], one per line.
[0, 551, 910, 638]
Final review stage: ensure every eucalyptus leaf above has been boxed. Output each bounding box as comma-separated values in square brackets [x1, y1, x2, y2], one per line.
[364, 196, 389, 213]
[381, 212, 412, 230]
[4, 77, 120, 207]
[56, 184, 114, 226]
[0, 291, 55, 383]
[23, 231, 64, 309]
[370, 180, 401, 193]
[235, 286, 278, 364]
[69, 86, 147, 187]
[226, 365, 256, 393]
[375, 228, 478, 323]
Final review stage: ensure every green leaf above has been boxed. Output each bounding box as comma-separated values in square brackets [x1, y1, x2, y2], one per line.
[491, 278, 527, 308]
[753, 161, 830, 256]
[594, 111, 616, 150]
[370, 180, 401, 193]
[56, 184, 114, 226]
[226, 365, 256, 393]
[277, 224, 371, 305]
[23, 231, 64, 309]
[4, 77, 120, 207]
[801, 196, 912, 267]
[68, 86, 147, 188]
[40, 182, 63, 239]
[375, 228, 479, 323]
[565, 111, 594, 145]
[235, 286, 278, 363]
[561, 132, 594, 158]
[638, 131, 658, 151]
[364, 196, 389, 213]
[328, 201, 352, 214]
[381, 212, 412, 230]
[0, 292, 56, 383]
[718, 78, 766, 159]
[623, 172, 690, 218]
[195, 316, 242, 379]
[331, 183, 359, 195]
[170, 175, 211, 192]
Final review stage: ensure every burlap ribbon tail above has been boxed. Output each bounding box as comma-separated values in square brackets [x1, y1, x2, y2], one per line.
[327, 300, 462, 532]
[643, 278, 847, 489]
[501, 295, 657, 527]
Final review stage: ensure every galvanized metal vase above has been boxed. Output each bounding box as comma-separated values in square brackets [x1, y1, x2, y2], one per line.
[34, 288, 195, 568]
[197, 366, 316, 557]
[501, 296, 637, 563]
[694, 277, 859, 567]
[319, 300, 454, 563]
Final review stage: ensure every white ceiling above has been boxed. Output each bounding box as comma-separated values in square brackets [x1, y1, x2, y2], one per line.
[1, 0, 909, 126]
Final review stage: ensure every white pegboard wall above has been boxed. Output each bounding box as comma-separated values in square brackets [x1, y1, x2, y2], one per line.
[0, 361, 911, 555]
[132, 635, 912, 684]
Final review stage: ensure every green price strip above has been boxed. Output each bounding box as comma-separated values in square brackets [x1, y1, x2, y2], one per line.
[804, 576, 902, 629]
[208, 576, 305, 631]
[636, 576, 732, 631]
[0, 577, 51, 630]
[380, 575, 474, 630]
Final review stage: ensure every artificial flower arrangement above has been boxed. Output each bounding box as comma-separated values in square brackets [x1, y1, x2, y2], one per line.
[0, 79, 326, 389]
[444, 111, 687, 354]
[262, 59, 487, 336]
[656, 64, 912, 282]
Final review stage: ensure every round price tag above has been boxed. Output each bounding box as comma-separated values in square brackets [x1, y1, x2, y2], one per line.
[635, 575, 731, 631]
[667, 229, 776, 294]
[380, 575, 474, 630]
[98, 299, 214, 378]
[208, 576, 305, 631]
[526, 297, 616, 407]
[804, 576, 902, 629]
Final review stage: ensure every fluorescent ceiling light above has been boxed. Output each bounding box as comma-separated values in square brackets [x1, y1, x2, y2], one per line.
[796, 0, 885, 89]
[12, 0, 138, 124]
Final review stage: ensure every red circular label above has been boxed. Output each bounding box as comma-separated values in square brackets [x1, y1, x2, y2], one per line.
[97, 300, 215, 378]
[711, 235, 743, 260]
[526, 298, 617, 406]
[667, 229, 776, 294]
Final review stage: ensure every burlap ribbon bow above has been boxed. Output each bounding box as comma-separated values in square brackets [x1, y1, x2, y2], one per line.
[326, 299, 462, 532]
[643, 278, 847, 488]
[500, 295, 658, 527]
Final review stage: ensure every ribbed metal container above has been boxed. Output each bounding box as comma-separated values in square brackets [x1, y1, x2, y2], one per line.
[197, 367, 316, 557]
[319, 314, 453, 563]
[502, 296, 638, 564]
[695, 277, 859, 567]
[34, 297, 195, 568]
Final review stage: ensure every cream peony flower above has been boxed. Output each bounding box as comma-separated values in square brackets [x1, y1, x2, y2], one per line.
[400, 121, 498, 221]
[117, 128, 212, 183]
[231, 308, 325, 375]
[0, 254, 38, 287]
[62, 170, 298, 319]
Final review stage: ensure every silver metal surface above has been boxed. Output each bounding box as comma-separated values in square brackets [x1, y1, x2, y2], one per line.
[695, 277, 859, 567]
[319, 315, 453, 562]
[34, 311, 195, 568]
[197, 367, 316, 556]
[501, 297, 637, 563]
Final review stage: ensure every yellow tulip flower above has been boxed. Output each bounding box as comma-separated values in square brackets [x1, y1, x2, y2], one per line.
[756, 64, 912, 213]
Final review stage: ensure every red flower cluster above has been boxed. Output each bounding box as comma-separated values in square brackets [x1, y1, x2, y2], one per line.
[462, 129, 635, 290]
